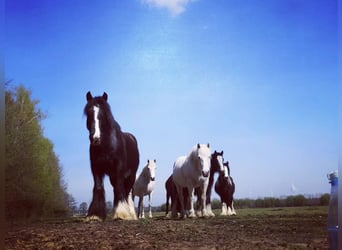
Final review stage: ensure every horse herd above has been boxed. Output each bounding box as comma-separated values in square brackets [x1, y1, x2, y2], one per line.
[84, 92, 235, 221]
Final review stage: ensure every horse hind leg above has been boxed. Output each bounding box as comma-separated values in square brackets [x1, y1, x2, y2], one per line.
[139, 197, 145, 219]
[165, 194, 170, 217]
[175, 185, 186, 219]
[230, 201, 237, 215]
[227, 196, 235, 216]
[127, 190, 137, 218]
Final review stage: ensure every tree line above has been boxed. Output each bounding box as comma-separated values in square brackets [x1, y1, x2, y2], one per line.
[73, 193, 329, 215]
[158, 194, 330, 212]
[5, 83, 73, 221]
[232, 193, 330, 209]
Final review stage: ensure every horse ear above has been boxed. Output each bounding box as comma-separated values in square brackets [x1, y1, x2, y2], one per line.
[147, 159, 150, 163]
[207, 143, 210, 148]
[197, 143, 200, 149]
[86, 91, 93, 101]
[102, 92, 108, 101]
[154, 159, 156, 163]
[221, 150, 223, 155]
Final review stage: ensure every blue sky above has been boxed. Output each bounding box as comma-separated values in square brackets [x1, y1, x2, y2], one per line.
[5, 0, 338, 206]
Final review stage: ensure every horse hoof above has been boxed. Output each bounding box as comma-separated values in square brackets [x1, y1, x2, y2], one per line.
[188, 213, 196, 218]
[85, 215, 103, 222]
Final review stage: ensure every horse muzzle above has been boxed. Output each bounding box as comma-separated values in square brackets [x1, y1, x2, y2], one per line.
[202, 171, 209, 178]
[91, 137, 101, 146]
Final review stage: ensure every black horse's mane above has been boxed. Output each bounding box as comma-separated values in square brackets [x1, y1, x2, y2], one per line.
[84, 96, 122, 133]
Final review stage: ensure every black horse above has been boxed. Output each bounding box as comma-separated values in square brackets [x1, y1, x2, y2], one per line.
[164, 174, 189, 218]
[194, 150, 225, 216]
[214, 161, 236, 216]
[84, 91, 139, 220]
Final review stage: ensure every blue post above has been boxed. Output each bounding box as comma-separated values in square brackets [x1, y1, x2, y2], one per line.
[327, 171, 338, 250]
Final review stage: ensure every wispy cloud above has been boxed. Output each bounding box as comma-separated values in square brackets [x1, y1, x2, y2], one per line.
[141, 0, 196, 16]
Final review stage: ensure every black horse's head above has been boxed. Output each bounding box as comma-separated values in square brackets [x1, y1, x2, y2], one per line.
[211, 150, 224, 174]
[84, 91, 112, 146]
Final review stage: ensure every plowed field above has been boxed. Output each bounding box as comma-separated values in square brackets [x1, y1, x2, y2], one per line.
[5, 207, 328, 249]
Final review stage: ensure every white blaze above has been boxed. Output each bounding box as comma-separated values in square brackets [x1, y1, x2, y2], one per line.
[217, 155, 224, 172]
[93, 106, 101, 141]
[223, 165, 229, 178]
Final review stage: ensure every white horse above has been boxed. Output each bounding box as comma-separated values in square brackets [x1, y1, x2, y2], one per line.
[172, 143, 211, 218]
[133, 159, 156, 218]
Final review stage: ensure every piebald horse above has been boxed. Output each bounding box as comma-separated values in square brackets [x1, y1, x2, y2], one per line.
[84, 91, 139, 220]
[194, 150, 225, 216]
[215, 161, 236, 216]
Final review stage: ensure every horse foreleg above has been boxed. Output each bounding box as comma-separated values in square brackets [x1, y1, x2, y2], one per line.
[148, 193, 153, 218]
[205, 188, 215, 217]
[200, 182, 209, 217]
[87, 174, 106, 221]
[221, 202, 228, 216]
[205, 180, 215, 217]
[188, 187, 196, 218]
[112, 175, 137, 220]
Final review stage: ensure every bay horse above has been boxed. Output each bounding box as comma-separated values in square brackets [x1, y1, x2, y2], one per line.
[194, 150, 224, 216]
[84, 91, 139, 220]
[132, 159, 156, 218]
[215, 161, 236, 216]
[172, 143, 211, 218]
[164, 174, 189, 218]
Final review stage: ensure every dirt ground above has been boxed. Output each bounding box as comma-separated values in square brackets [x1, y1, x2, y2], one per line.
[5, 207, 328, 249]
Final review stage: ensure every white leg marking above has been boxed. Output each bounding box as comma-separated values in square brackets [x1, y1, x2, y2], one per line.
[85, 215, 102, 222]
[189, 188, 196, 218]
[128, 193, 137, 218]
[231, 201, 237, 215]
[227, 206, 233, 216]
[206, 203, 215, 217]
[221, 202, 228, 216]
[114, 200, 137, 220]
